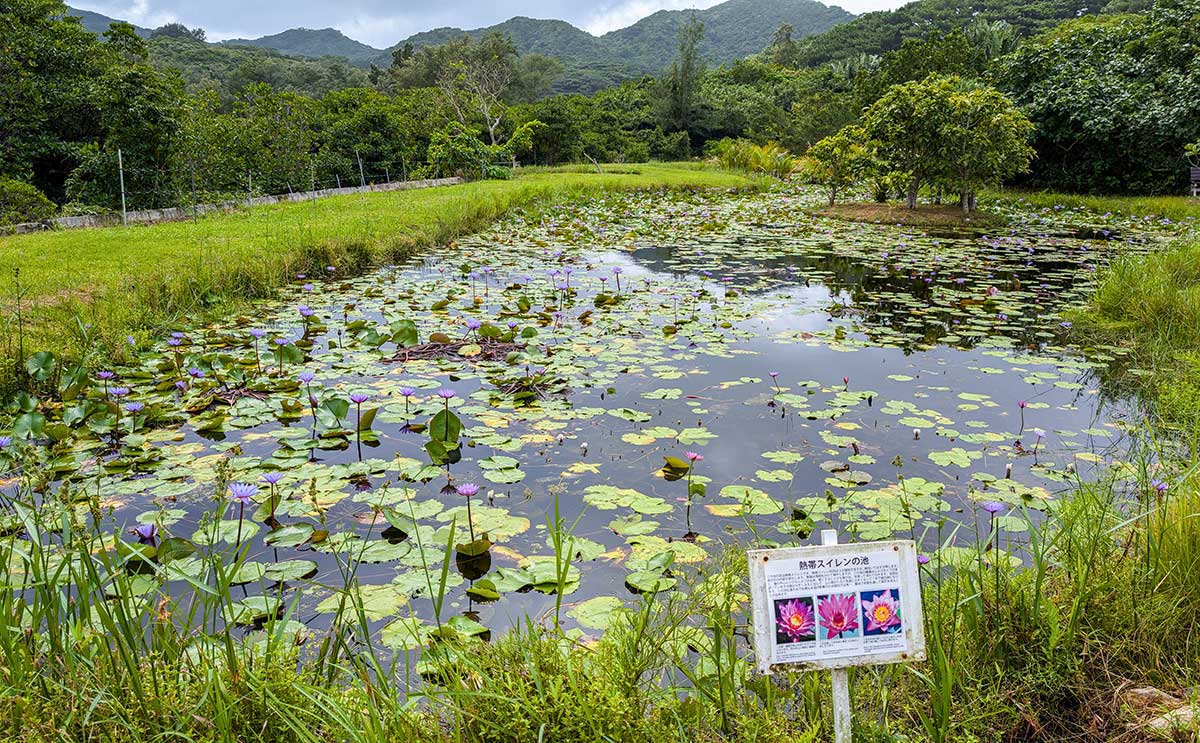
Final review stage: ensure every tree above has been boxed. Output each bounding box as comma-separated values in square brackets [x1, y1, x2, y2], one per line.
[862, 76, 955, 208]
[804, 125, 875, 205]
[151, 22, 206, 42]
[995, 1, 1200, 193]
[0, 0, 107, 200]
[506, 54, 564, 104]
[765, 24, 800, 67]
[437, 32, 519, 146]
[660, 16, 706, 135]
[939, 82, 1034, 211]
[862, 75, 1032, 210]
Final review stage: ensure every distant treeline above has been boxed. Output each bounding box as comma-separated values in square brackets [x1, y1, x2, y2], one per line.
[2, 0, 1198, 222]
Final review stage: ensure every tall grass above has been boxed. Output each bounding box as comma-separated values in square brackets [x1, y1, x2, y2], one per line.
[0, 462, 820, 742]
[1074, 237, 1200, 428]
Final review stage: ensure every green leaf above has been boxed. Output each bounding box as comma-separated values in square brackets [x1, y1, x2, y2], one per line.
[25, 351, 56, 382]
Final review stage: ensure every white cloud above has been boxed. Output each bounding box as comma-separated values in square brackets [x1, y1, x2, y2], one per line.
[581, 0, 723, 35]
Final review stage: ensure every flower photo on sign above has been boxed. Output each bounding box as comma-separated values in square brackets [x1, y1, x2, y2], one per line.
[817, 593, 861, 640]
[861, 588, 902, 635]
[774, 597, 816, 644]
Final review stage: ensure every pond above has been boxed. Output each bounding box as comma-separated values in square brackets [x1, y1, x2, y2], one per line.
[3, 186, 1171, 650]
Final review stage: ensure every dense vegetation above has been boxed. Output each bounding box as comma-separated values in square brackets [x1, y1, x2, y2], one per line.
[788, 0, 1148, 66]
[4, 0, 1187, 220]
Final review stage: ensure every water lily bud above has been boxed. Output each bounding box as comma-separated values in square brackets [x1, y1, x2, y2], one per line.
[581, 442, 589, 455]
[556, 434, 565, 445]
[1005, 463, 1012, 479]
[913, 429, 920, 440]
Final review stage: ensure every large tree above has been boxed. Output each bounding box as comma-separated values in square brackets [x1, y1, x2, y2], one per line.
[659, 16, 707, 136]
[861, 75, 1033, 210]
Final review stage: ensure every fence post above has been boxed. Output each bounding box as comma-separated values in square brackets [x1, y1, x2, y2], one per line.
[402, 156, 407, 182]
[310, 162, 317, 203]
[336, 174, 341, 189]
[189, 159, 198, 222]
[247, 171, 252, 207]
[117, 148, 127, 226]
[385, 166, 390, 184]
[356, 149, 366, 187]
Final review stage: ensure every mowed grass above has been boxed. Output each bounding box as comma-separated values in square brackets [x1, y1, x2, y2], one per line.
[0, 164, 752, 390]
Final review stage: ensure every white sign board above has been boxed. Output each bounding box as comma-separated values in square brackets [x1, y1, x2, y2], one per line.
[748, 540, 925, 674]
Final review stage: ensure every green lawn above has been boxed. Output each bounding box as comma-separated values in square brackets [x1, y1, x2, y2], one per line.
[0, 164, 753, 390]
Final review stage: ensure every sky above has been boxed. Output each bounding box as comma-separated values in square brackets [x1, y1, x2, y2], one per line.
[71, 0, 909, 48]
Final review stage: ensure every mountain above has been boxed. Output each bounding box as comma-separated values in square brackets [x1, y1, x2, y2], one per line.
[65, 5, 150, 37]
[791, 0, 1147, 66]
[67, 0, 855, 94]
[219, 28, 383, 65]
[380, 0, 853, 73]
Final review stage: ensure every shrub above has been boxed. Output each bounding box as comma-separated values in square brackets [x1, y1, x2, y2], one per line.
[0, 178, 55, 226]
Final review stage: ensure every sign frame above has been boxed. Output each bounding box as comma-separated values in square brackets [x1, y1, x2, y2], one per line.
[748, 538, 926, 675]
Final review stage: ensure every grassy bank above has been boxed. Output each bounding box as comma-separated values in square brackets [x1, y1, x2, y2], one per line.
[1074, 235, 1200, 429]
[0, 163, 753, 393]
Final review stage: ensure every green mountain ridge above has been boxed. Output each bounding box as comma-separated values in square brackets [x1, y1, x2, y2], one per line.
[67, 0, 853, 93]
[383, 0, 854, 73]
[220, 27, 383, 65]
[67, 5, 150, 37]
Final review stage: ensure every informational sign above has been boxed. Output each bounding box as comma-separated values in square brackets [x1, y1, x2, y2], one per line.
[748, 540, 925, 673]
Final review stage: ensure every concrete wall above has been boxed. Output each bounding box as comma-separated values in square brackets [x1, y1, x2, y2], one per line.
[1, 177, 464, 236]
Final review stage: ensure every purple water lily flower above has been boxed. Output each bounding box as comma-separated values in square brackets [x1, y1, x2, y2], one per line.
[980, 501, 1006, 515]
[456, 483, 480, 497]
[261, 472, 285, 485]
[349, 392, 370, 404]
[133, 523, 158, 542]
[399, 387, 416, 397]
[124, 402, 144, 414]
[228, 482, 258, 505]
[436, 388, 456, 400]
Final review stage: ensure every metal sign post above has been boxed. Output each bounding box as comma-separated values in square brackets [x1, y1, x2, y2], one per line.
[748, 533, 926, 742]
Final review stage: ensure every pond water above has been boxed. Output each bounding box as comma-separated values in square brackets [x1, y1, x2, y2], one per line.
[9, 187, 1171, 647]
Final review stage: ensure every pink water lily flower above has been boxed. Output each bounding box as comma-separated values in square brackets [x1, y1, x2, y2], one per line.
[776, 599, 815, 640]
[862, 591, 902, 633]
[818, 593, 859, 638]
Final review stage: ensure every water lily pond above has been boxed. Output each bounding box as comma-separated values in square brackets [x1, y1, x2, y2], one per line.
[5, 187, 1176, 647]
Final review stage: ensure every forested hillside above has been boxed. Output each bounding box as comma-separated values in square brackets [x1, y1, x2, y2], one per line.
[67, 0, 854, 94]
[790, 0, 1150, 64]
[220, 28, 383, 65]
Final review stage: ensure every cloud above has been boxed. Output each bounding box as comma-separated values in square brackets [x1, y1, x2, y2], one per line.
[581, 0, 722, 35]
